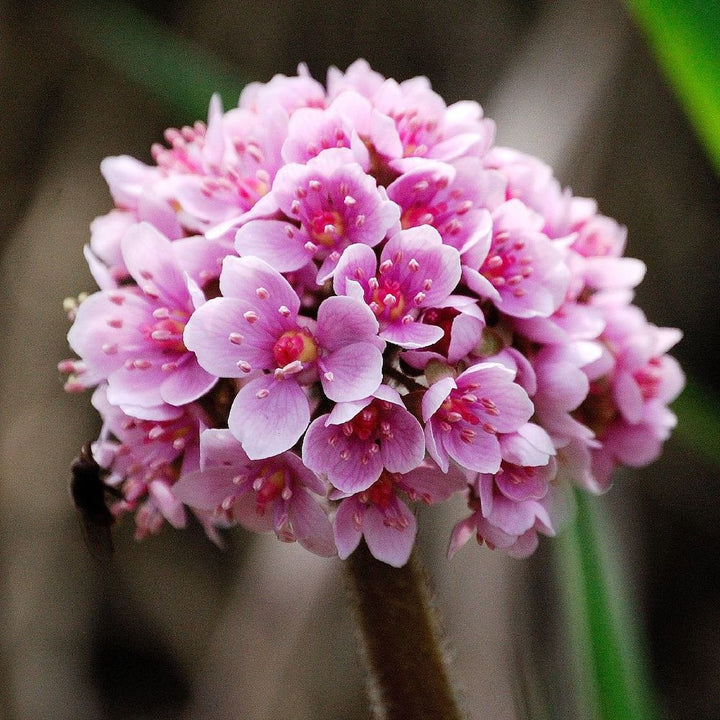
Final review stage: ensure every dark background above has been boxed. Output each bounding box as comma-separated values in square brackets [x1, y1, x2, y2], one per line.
[1, 1, 718, 718]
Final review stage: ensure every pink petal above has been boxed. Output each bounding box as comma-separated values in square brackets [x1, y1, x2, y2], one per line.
[334, 498, 364, 559]
[444, 426, 502, 474]
[315, 295, 381, 351]
[229, 375, 310, 459]
[288, 490, 336, 557]
[121, 223, 189, 309]
[363, 503, 417, 567]
[172, 467, 237, 509]
[380, 320, 444, 349]
[235, 220, 314, 272]
[332, 243, 378, 296]
[379, 406, 425, 474]
[219, 255, 300, 316]
[160, 358, 217, 406]
[401, 461, 468, 503]
[183, 297, 274, 377]
[321, 342, 383, 402]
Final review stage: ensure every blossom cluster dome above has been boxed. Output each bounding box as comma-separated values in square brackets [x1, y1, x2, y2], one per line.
[61, 60, 684, 566]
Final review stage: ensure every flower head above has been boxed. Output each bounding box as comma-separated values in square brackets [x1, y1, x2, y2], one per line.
[62, 60, 683, 566]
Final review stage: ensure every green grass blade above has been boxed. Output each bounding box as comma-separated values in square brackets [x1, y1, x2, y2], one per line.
[625, 0, 720, 176]
[66, 0, 246, 121]
[555, 491, 662, 720]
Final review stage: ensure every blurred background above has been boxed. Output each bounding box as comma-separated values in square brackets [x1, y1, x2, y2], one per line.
[0, 0, 718, 718]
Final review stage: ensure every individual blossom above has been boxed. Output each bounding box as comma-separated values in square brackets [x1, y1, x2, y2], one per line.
[89, 385, 203, 539]
[333, 225, 462, 348]
[184, 254, 384, 458]
[386, 157, 500, 254]
[333, 461, 467, 567]
[65, 222, 217, 415]
[463, 199, 570, 319]
[236, 148, 399, 281]
[280, 91, 378, 167]
[172, 429, 336, 556]
[239, 63, 327, 115]
[422, 362, 534, 474]
[302, 384, 425, 494]
[371, 74, 495, 162]
[449, 476, 560, 559]
[581, 301, 684, 487]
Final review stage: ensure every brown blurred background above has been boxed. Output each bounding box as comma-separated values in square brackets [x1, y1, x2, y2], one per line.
[1, 0, 718, 718]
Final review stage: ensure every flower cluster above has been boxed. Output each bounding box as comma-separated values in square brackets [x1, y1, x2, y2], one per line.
[61, 60, 684, 566]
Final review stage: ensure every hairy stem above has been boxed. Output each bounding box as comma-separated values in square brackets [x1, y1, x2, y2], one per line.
[345, 542, 463, 720]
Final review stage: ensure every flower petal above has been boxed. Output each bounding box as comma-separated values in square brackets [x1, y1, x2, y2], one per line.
[229, 375, 310, 458]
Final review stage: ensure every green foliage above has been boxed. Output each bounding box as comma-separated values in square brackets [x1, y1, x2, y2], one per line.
[625, 0, 720, 176]
[68, 0, 245, 122]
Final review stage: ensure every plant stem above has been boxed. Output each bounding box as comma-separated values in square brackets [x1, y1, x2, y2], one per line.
[345, 542, 463, 720]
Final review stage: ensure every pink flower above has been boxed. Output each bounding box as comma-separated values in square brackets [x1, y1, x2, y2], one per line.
[449, 479, 557, 559]
[88, 385, 204, 538]
[239, 63, 326, 115]
[422, 362, 534, 474]
[333, 225, 462, 348]
[333, 461, 466, 567]
[62, 59, 684, 563]
[584, 304, 684, 487]
[184, 255, 384, 458]
[386, 158, 501, 254]
[236, 148, 399, 281]
[172, 429, 336, 557]
[463, 199, 570, 318]
[302, 385, 425, 493]
[372, 75, 495, 162]
[66, 223, 217, 413]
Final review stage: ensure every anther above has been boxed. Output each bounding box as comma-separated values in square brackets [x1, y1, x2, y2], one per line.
[256, 287, 269, 300]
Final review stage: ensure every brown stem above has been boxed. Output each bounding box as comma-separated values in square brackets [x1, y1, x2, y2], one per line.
[345, 541, 463, 720]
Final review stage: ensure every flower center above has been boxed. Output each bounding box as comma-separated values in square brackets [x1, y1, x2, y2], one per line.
[348, 401, 381, 441]
[254, 468, 286, 513]
[440, 391, 481, 426]
[634, 358, 662, 400]
[310, 210, 345, 246]
[481, 231, 534, 295]
[147, 309, 189, 354]
[422, 307, 460, 356]
[401, 204, 438, 229]
[370, 279, 406, 322]
[272, 329, 318, 368]
[364, 471, 396, 509]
